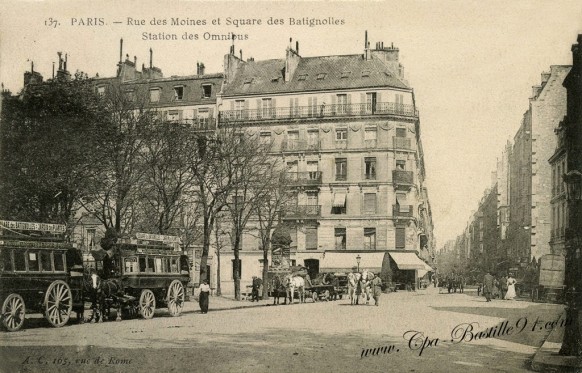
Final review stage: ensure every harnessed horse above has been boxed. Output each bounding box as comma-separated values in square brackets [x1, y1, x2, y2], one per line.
[360, 271, 375, 304]
[81, 271, 124, 322]
[284, 274, 305, 304]
[271, 275, 287, 305]
[347, 272, 358, 305]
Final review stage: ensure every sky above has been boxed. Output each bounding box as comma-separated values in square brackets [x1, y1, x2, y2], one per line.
[1, 0, 582, 247]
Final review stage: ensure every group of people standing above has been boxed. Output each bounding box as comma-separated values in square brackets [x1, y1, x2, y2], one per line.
[480, 272, 517, 302]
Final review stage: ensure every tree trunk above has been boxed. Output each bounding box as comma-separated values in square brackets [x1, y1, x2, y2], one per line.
[233, 232, 241, 301]
[216, 248, 222, 296]
[262, 239, 270, 299]
[199, 216, 211, 283]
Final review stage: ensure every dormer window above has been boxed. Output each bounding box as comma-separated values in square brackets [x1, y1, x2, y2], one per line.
[361, 70, 370, 77]
[125, 90, 135, 102]
[174, 86, 184, 101]
[150, 88, 161, 103]
[298, 74, 308, 81]
[316, 73, 327, 80]
[271, 77, 279, 82]
[97, 86, 106, 96]
[202, 84, 212, 98]
[340, 71, 351, 79]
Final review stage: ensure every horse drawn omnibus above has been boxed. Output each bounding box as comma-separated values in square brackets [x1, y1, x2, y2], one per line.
[0, 220, 79, 331]
[0, 220, 191, 331]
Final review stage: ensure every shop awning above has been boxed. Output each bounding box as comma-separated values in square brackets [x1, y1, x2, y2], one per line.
[320, 252, 384, 273]
[388, 252, 428, 270]
[332, 193, 346, 207]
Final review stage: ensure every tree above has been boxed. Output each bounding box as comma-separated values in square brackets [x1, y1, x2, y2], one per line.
[0, 73, 107, 230]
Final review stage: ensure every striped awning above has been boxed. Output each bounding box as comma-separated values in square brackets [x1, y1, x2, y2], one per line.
[388, 252, 427, 270]
[332, 193, 346, 207]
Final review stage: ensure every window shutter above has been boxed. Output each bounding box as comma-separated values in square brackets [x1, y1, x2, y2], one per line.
[308, 96, 313, 116]
[364, 193, 376, 214]
[305, 227, 317, 250]
[256, 98, 262, 116]
[230, 100, 234, 110]
[395, 227, 405, 249]
[331, 95, 337, 114]
[377, 225, 387, 250]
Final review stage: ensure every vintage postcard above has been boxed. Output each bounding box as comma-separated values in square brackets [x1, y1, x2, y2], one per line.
[1, 1, 582, 372]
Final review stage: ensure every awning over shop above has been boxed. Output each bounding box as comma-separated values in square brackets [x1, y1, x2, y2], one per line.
[320, 251, 384, 273]
[332, 193, 346, 207]
[388, 252, 428, 270]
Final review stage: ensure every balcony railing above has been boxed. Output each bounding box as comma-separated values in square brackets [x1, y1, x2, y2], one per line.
[220, 102, 418, 123]
[393, 136, 412, 149]
[392, 170, 413, 185]
[281, 139, 321, 152]
[287, 171, 322, 185]
[283, 205, 321, 218]
[393, 204, 414, 217]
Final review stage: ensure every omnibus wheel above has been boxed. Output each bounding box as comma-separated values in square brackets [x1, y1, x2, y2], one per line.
[139, 289, 156, 319]
[1, 294, 26, 331]
[44, 280, 72, 328]
[167, 280, 185, 317]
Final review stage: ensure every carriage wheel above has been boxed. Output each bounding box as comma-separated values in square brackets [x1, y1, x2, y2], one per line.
[1, 294, 26, 331]
[312, 291, 318, 302]
[139, 289, 156, 319]
[44, 280, 72, 328]
[167, 280, 185, 317]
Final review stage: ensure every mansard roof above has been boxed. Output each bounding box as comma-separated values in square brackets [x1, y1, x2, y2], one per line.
[222, 54, 409, 96]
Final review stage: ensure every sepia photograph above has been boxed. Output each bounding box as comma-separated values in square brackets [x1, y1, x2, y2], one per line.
[1, 1, 582, 372]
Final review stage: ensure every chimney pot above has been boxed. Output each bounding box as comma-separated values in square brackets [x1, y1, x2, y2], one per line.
[119, 38, 123, 64]
[296, 41, 299, 54]
[149, 48, 153, 68]
[240, 49, 243, 60]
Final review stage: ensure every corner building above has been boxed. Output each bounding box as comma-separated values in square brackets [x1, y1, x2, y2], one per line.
[218, 37, 435, 291]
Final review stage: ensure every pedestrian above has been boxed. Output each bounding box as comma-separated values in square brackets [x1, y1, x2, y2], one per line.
[505, 274, 517, 300]
[483, 271, 494, 302]
[198, 279, 210, 313]
[500, 275, 508, 300]
[459, 275, 465, 293]
[371, 274, 383, 306]
[251, 276, 260, 302]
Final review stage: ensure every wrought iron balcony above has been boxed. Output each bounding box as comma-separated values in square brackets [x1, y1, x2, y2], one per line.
[393, 204, 414, 217]
[282, 205, 321, 219]
[392, 170, 413, 186]
[287, 171, 322, 185]
[281, 139, 321, 152]
[219, 102, 418, 123]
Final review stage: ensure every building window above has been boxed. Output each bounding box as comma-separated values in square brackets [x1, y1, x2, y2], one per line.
[396, 160, 406, 171]
[197, 108, 210, 127]
[364, 193, 377, 215]
[262, 98, 273, 118]
[305, 227, 318, 250]
[307, 130, 319, 150]
[365, 128, 377, 148]
[306, 191, 318, 206]
[364, 228, 376, 250]
[287, 160, 298, 175]
[336, 128, 348, 141]
[337, 94, 348, 114]
[234, 100, 245, 119]
[86, 228, 96, 251]
[366, 92, 377, 113]
[97, 86, 105, 96]
[307, 161, 319, 180]
[232, 259, 242, 279]
[395, 93, 404, 112]
[396, 127, 406, 137]
[365, 157, 377, 180]
[335, 158, 347, 181]
[335, 228, 346, 250]
[395, 227, 405, 249]
[396, 192, 410, 213]
[174, 86, 184, 100]
[168, 110, 182, 122]
[286, 131, 299, 150]
[332, 193, 347, 215]
[340, 71, 351, 78]
[316, 73, 327, 80]
[150, 88, 161, 103]
[125, 90, 135, 102]
[202, 84, 212, 98]
[298, 74, 308, 81]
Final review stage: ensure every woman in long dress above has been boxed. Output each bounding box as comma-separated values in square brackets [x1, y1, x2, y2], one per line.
[198, 279, 210, 313]
[505, 275, 517, 300]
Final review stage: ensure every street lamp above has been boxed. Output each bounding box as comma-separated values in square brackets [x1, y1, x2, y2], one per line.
[560, 170, 582, 357]
[356, 254, 361, 272]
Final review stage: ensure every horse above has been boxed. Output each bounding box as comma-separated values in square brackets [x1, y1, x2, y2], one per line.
[284, 274, 305, 304]
[271, 275, 287, 305]
[81, 270, 124, 322]
[347, 272, 359, 305]
[360, 271, 375, 304]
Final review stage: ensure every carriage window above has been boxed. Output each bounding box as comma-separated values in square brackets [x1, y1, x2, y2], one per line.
[125, 258, 139, 273]
[139, 257, 147, 272]
[170, 258, 178, 273]
[28, 251, 40, 271]
[163, 258, 169, 273]
[1, 249, 13, 272]
[147, 257, 155, 272]
[155, 258, 163, 273]
[14, 251, 26, 271]
[40, 251, 53, 272]
[54, 252, 65, 271]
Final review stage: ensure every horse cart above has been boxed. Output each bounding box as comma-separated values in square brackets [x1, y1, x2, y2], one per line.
[305, 273, 342, 302]
[532, 254, 565, 303]
[0, 220, 81, 331]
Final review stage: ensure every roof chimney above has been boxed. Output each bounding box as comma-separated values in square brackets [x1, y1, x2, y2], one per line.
[119, 38, 123, 64]
[149, 48, 153, 68]
[364, 30, 371, 60]
[239, 49, 243, 60]
[296, 41, 299, 54]
[199, 62, 205, 75]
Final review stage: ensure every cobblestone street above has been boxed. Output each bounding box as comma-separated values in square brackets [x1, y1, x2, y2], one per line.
[0, 288, 565, 373]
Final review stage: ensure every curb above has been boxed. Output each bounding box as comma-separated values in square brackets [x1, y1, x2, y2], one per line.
[530, 321, 582, 372]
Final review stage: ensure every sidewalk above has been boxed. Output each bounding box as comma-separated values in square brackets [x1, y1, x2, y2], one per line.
[530, 311, 582, 372]
[182, 295, 276, 314]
